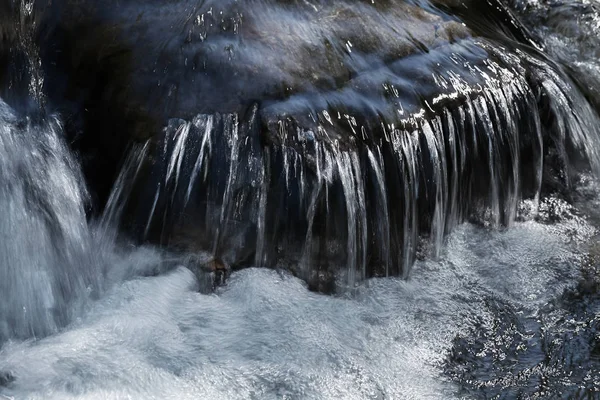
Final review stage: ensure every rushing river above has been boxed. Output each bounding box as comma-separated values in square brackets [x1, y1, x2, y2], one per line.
[1, 0, 600, 399]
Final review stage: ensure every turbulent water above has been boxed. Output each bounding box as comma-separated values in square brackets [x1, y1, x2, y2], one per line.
[0, 102, 96, 342]
[2, 0, 600, 399]
[0, 105, 598, 398]
[1, 184, 599, 398]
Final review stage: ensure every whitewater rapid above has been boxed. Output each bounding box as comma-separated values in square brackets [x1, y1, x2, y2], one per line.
[0, 201, 594, 399]
[2, 1, 600, 398]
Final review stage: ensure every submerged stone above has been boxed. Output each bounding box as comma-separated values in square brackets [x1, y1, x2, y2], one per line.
[0, 371, 14, 387]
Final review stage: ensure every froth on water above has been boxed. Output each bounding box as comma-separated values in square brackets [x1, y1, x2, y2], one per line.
[0, 203, 595, 399]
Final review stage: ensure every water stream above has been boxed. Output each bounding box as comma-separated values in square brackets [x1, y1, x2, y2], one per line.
[1, 0, 600, 398]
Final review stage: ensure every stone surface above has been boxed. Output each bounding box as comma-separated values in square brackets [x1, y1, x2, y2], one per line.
[3, 0, 598, 290]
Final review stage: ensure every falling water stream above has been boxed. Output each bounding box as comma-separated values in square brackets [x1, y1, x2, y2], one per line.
[1, 0, 600, 399]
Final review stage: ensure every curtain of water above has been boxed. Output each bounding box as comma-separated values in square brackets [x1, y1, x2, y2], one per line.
[0, 102, 99, 341]
[119, 41, 600, 290]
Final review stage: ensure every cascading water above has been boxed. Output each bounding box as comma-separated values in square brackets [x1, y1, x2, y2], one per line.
[123, 40, 600, 290]
[0, 101, 96, 341]
[1, 0, 600, 398]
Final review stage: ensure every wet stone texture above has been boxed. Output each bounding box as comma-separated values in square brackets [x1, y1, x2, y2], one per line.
[508, 0, 600, 112]
[446, 255, 600, 398]
[444, 192, 600, 399]
[3, 0, 600, 292]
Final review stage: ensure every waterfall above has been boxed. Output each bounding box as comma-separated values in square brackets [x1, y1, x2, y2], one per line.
[0, 102, 99, 341]
[114, 39, 600, 290]
[1, 1, 600, 397]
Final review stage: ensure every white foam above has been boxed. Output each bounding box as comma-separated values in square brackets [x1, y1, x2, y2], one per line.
[0, 216, 589, 400]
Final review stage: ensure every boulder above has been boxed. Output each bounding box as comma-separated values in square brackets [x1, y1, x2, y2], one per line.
[4, 0, 600, 290]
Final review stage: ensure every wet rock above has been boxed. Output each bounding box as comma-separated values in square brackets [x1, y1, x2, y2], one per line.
[182, 252, 231, 292]
[579, 242, 600, 295]
[4, 0, 600, 291]
[206, 258, 230, 289]
[0, 0, 470, 210]
[0, 371, 15, 387]
[507, 0, 600, 113]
